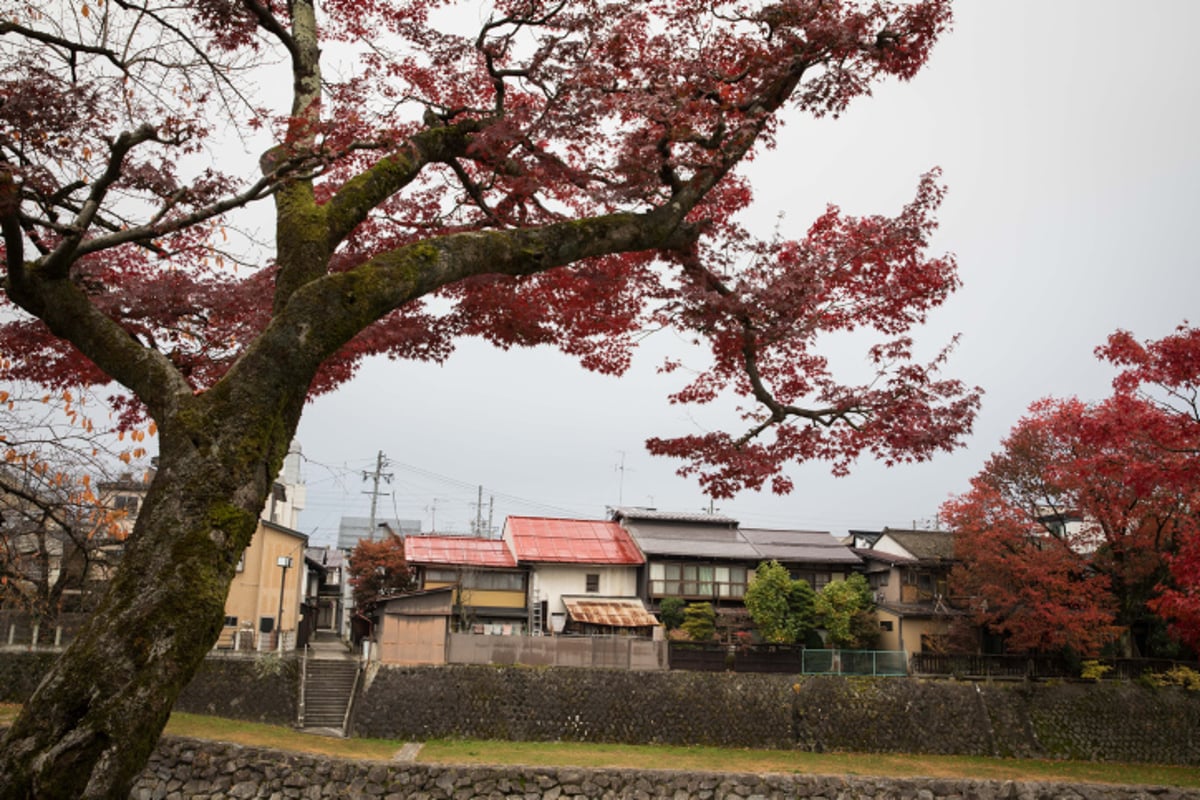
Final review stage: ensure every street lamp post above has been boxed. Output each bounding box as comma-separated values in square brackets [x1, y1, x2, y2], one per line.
[276, 555, 292, 651]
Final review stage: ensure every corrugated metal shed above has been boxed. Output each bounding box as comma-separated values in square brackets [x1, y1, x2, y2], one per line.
[740, 528, 862, 565]
[561, 596, 659, 628]
[405, 535, 517, 568]
[621, 521, 761, 560]
[504, 517, 643, 564]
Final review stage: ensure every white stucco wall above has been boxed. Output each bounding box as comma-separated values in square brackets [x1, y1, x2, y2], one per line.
[528, 564, 640, 618]
[870, 535, 913, 560]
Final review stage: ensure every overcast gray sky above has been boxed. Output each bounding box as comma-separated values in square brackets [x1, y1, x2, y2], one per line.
[295, 1, 1200, 546]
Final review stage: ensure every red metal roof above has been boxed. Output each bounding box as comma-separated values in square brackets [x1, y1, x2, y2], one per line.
[504, 516, 644, 565]
[405, 535, 517, 569]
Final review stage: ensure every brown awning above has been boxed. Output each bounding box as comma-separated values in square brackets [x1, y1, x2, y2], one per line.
[561, 596, 658, 628]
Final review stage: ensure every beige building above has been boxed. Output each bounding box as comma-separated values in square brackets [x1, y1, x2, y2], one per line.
[218, 520, 308, 651]
[855, 529, 961, 660]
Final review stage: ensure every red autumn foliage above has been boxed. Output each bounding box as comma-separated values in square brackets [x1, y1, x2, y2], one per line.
[0, 1, 980, 792]
[347, 531, 416, 612]
[1099, 326, 1200, 652]
[945, 326, 1200, 656]
[0, 0, 977, 495]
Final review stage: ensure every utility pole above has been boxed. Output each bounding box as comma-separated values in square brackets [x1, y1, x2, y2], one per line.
[362, 450, 393, 533]
[473, 485, 484, 536]
[615, 451, 633, 506]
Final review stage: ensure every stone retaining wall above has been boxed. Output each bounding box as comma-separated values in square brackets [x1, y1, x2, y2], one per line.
[174, 652, 301, 726]
[130, 736, 1200, 800]
[0, 650, 300, 726]
[4, 653, 1199, 766]
[353, 667, 1200, 765]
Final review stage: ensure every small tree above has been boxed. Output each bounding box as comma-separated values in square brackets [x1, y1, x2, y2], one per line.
[680, 601, 717, 642]
[744, 560, 816, 644]
[815, 574, 875, 648]
[658, 596, 686, 631]
[347, 532, 415, 614]
[0, 387, 149, 621]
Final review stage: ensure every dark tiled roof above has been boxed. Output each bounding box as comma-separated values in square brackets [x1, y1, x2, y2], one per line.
[610, 507, 739, 526]
[853, 548, 917, 565]
[877, 601, 965, 618]
[621, 520, 761, 560]
[882, 529, 955, 562]
[740, 528, 862, 565]
[304, 546, 344, 569]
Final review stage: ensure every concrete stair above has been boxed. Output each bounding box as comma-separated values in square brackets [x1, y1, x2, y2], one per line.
[301, 657, 359, 732]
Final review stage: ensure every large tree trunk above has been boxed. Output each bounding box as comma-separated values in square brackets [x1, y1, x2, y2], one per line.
[0, 399, 297, 799]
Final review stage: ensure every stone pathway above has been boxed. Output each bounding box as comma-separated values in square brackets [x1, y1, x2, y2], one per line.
[392, 743, 423, 763]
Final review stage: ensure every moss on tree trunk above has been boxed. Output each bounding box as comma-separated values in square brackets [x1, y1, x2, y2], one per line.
[0, 401, 295, 799]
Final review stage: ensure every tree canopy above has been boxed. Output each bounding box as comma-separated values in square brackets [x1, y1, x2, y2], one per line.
[347, 531, 415, 613]
[0, 1, 972, 795]
[813, 572, 876, 648]
[0, 0, 975, 496]
[744, 559, 816, 644]
[945, 325, 1200, 657]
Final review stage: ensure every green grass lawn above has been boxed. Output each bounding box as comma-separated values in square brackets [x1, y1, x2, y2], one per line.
[1, 703, 1196, 788]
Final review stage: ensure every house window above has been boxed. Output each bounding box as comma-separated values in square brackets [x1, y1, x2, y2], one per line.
[224, 616, 238, 627]
[585, 573, 600, 593]
[424, 569, 525, 591]
[793, 571, 832, 591]
[649, 562, 747, 599]
[113, 495, 139, 514]
[879, 620, 894, 632]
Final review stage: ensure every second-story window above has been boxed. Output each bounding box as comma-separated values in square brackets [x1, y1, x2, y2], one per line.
[648, 563, 748, 599]
[585, 573, 600, 593]
[113, 495, 139, 514]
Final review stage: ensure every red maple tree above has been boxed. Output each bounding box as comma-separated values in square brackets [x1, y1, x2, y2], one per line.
[347, 532, 416, 612]
[945, 326, 1200, 658]
[1099, 326, 1200, 652]
[0, 1, 974, 793]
